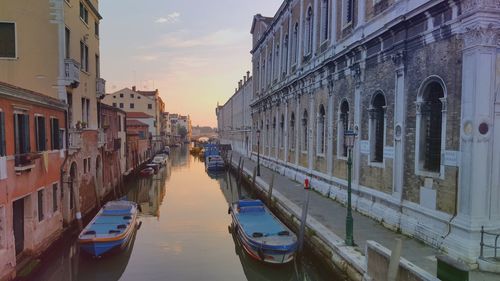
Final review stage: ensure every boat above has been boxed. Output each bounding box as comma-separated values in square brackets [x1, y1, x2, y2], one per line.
[205, 155, 225, 171]
[146, 163, 160, 173]
[139, 167, 155, 176]
[229, 199, 297, 264]
[78, 200, 139, 257]
[152, 154, 168, 166]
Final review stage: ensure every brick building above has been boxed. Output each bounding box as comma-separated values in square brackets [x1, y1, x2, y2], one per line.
[246, 0, 500, 265]
[126, 120, 150, 173]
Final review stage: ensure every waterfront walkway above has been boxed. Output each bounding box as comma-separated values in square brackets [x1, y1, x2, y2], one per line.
[228, 151, 498, 281]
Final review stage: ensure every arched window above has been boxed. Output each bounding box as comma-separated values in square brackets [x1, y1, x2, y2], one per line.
[338, 100, 349, 157]
[418, 81, 445, 173]
[267, 53, 272, 86]
[317, 105, 326, 154]
[274, 43, 280, 80]
[302, 110, 308, 151]
[320, 0, 329, 42]
[282, 34, 289, 74]
[292, 23, 299, 64]
[290, 112, 296, 149]
[280, 114, 285, 148]
[272, 117, 277, 149]
[265, 119, 270, 148]
[305, 7, 313, 55]
[369, 93, 386, 163]
[261, 59, 265, 91]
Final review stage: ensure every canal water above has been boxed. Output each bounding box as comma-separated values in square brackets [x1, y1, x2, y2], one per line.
[25, 146, 337, 281]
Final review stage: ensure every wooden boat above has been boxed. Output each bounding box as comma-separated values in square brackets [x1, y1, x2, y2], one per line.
[146, 163, 160, 173]
[229, 199, 297, 264]
[78, 200, 139, 257]
[139, 167, 155, 176]
[205, 155, 225, 171]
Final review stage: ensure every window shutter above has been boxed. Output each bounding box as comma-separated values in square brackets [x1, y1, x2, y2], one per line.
[0, 112, 5, 156]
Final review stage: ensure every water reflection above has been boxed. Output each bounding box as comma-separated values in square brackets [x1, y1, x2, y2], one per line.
[24, 147, 336, 281]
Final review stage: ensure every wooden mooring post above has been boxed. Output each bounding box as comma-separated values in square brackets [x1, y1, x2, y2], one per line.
[237, 160, 244, 185]
[268, 173, 275, 203]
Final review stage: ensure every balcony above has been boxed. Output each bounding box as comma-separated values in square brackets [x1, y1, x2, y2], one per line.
[64, 59, 80, 88]
[96, 78, 106, 99]
[98, 129, 106, 148]
[14, 153, 37, 172]
[68, 129, 82, 151]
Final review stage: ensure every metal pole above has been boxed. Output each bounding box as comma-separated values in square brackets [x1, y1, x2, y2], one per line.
[257, 137, 261, 176]
[298, 179, 310, 252]
[345, 148, 354, 246]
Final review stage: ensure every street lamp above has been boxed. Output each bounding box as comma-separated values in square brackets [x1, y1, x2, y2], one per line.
[344, 129, 357, 246]
[256, 129, 261, 176]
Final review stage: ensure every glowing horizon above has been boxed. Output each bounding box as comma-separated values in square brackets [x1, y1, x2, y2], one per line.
[100, 0, 283, 127]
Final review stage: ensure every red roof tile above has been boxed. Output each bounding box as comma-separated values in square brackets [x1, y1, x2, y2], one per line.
[127, 112, 153, 118]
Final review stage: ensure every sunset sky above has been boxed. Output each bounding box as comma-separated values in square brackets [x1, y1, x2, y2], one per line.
[100, 0, 283, 127]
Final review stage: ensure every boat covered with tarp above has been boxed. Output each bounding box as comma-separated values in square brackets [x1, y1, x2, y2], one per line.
[229, 199, 297, 264]
[78, 200, 139, 257]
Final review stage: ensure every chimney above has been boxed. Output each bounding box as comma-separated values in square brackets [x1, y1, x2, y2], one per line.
[235, 88, 238, 93]
[243, 75, 247, 83]
[132, 86, 136, 91]
[246, 71, 250, 80]
[238, 80, 242, 89]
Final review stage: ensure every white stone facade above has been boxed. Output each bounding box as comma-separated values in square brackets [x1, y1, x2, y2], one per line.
[243, 0, 500, 265]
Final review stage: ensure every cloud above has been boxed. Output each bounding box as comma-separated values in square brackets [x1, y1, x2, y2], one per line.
[155, 12, 180, 24]
[132, 55, 159, 62]
[155, 29, 248, 49]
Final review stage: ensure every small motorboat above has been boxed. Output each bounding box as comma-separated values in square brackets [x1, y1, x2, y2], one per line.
[205, 155, 225, 171]
[78, 200, 139, 257]
[147, 163, 160, 173]
[152, 154, 168, 166]
[139, 167, 155, 177]
[229, 199, 297, 264]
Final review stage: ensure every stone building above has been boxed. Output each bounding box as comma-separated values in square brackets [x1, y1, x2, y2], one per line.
[216, 71, 253, 156]
[248, 0, 500, 265]
[126, 120, 150, 173]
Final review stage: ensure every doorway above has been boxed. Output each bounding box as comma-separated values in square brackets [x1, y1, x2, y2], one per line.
[13, 198, 25, 256]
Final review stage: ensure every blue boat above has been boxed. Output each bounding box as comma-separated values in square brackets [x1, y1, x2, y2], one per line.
[206, 155, 226, 171]
[229, 199, 297, 264]
[78, 200, 139, 257]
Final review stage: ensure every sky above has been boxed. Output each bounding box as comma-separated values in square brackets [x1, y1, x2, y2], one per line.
[100, 0, 283, 127]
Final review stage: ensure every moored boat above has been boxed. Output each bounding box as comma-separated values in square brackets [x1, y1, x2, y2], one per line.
[229, 199, 297, 264]
[139, 167, 155, 176]
[205, 155, 225, 171]
[78, 200, 139, 257]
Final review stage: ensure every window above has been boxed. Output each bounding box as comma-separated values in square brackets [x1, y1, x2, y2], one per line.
[267, 53, 272, 86]
[138, 96, 141, 99]
[280, 114, 285, 148]
[119, 103, 123, 109]
[272, 117, 276, 149]
[130, 103, 135, 109]
[94, 21, 99, 37]
[130, 94, 134, 98]
[95, 54, 100, 78]
[138, 131, 145, 139]
[0, 111, 5, 156]
[282, 34, 288, 74]
[417, 81, 445, 173]
[52, 183, 58, 212]
[81, 98, 90, 124]
[112, 102, 117, 107]
[292, 23, 299, 64]
[261, 60, 266, 91]
[0, 205, 5, 248]
[148, 104, 152, 109]
[79, 2, 89, 24]
[274, 44, 280, 80]
[14, 112, 30, 155]
[119, 93, 124, 98]
[343, 0, 354, 27]
[83, 158, 87, 173]
[369, 93, 386, 163]
[38, 189, 44, 222]
[317, 105, 326, 155]
[80, 41, 88, 72]
[0, 22, 16, 58]
[35, 116, 46, 152]
[50, 117, 60, 150]
[304, 7, 313, 55]
[302, 110, 308, 151]
[338, 100, 349, 157]
[320, 0, 329, 42]
[290, 112, 295, 149]
[65, 27, 70, 59]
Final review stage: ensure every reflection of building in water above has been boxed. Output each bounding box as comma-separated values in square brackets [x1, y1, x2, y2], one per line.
[170, 146, 189, 170]
[125, 166, 169, 217]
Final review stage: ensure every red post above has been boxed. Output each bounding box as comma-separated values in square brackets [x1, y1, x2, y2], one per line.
[304, 178, 309, 190]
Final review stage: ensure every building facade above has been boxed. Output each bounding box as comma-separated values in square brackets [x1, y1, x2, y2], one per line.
[247, 0, 500, 265]
[0, 83, 66, 280]
[217, 71, 253, 156]
[126, 120, 150, 173]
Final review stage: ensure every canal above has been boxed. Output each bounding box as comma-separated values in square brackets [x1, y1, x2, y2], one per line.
[24, 146, 337, 281]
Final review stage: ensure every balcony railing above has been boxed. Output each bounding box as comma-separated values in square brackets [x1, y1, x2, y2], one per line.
[96, 78, 106, 99]
[68, 129, 82, 150]
[64, 59, 80, 88]
[14, 153, 37, 172]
